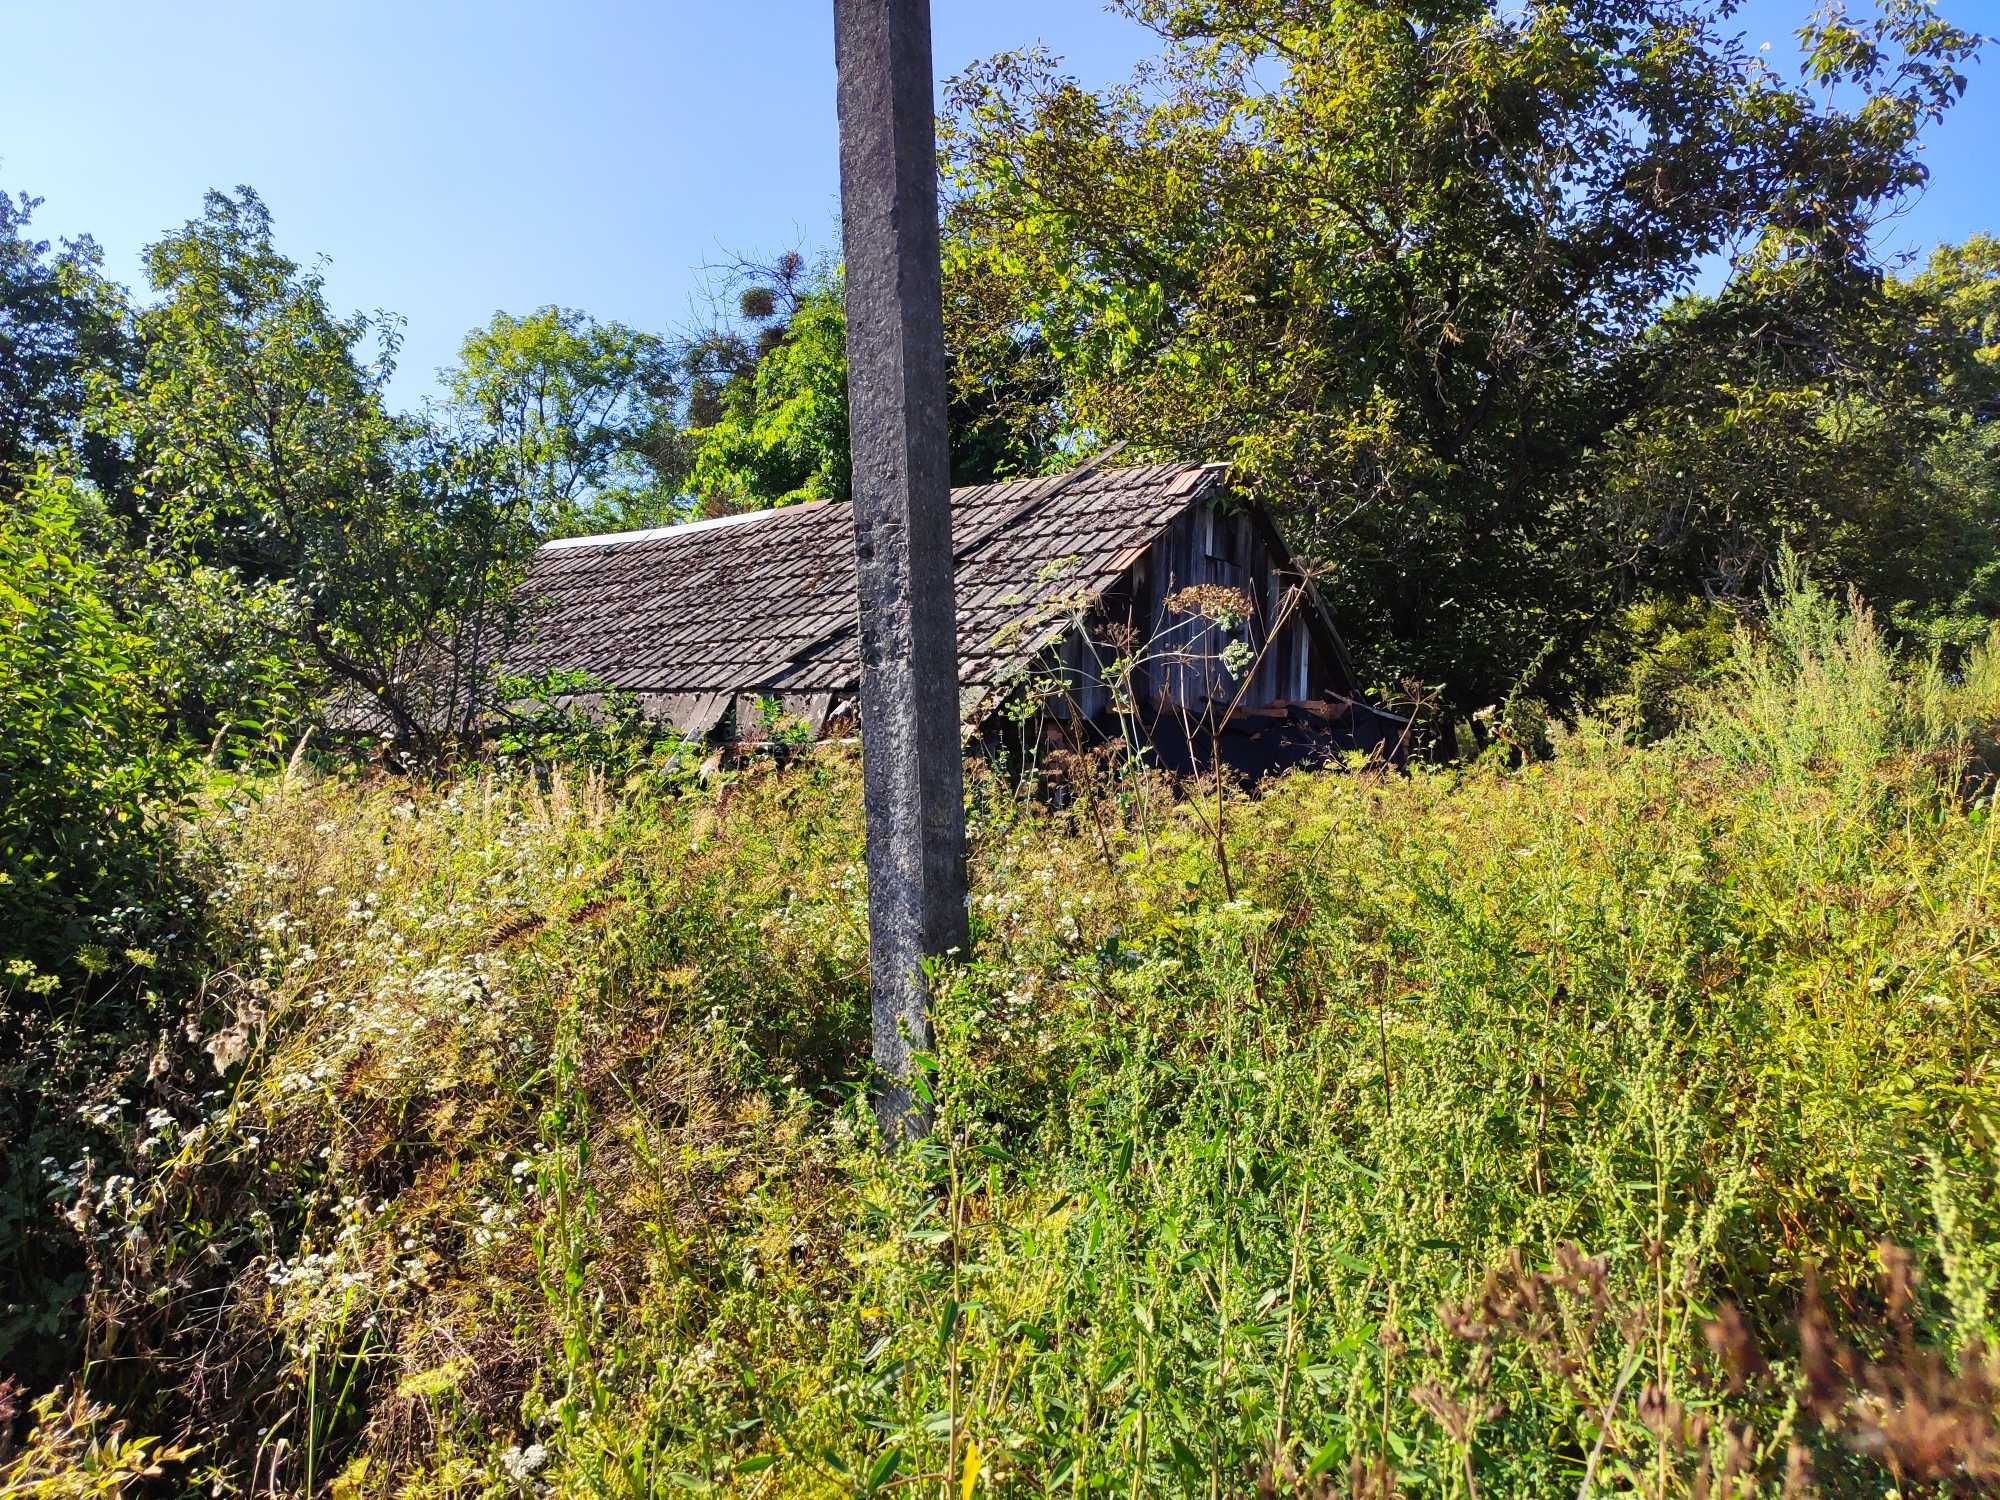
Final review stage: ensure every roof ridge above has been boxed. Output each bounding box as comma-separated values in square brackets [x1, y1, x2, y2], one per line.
[535, 456, 1214, 556]
[948, 442, 1132, 565]
[539, 499, 826, 553]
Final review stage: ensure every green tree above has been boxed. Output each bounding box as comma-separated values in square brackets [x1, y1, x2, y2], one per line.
[687, 276, 854, 506]
[444, 306, 684, 536]
[1592, 234, 2000, 662]
[681, 256, 1061, 509]
[0, 188, 128, 485]
[0, 468, 194, 1377]
[101, 187, 402, 580]
[96, 188, 536, 759]
[941, 0, 1985, 716]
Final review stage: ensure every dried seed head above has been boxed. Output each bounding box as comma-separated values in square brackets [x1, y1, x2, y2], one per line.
[1877, 1240, 1917, 1335]
[1849, 1335, 2000, 1481]
[1798, 1266, 1852, 1425]
[1637, 1382, 1685, 1444]
[1720, 1421, 1754, 1491]
[1782, 1439, 1815, 1497]
[1347, 1455, 1399, 1499]
[1703, 1301, 1767, 1395]
[1551, 1242, 1608, 1306]
[1166, 584, 1253, 626]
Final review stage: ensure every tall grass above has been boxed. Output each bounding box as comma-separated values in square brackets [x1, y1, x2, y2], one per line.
[1692, 551, 1990, 784]
[17, 573, 2000, 1495]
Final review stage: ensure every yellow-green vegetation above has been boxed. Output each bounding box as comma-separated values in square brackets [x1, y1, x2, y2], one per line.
[14, 586, 2000, 1496]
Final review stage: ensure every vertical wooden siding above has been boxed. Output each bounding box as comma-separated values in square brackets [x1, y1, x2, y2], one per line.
[1043, 498, 1337, 721]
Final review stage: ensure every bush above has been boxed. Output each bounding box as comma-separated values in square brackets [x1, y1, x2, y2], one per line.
[1695, 552, 1943, 774]
[0, 469, 199, 1382]
[0, 470, 186, 970]
[1586, 592, 1739, 740]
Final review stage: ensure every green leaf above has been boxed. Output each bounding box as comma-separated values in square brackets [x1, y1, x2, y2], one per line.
[864, 1446, 903, 1493]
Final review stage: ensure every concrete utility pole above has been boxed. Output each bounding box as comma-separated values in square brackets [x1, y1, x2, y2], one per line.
[833, 0, 968, 1142]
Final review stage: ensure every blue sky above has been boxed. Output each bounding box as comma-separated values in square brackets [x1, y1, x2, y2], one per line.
[4, 1, 1992, 407]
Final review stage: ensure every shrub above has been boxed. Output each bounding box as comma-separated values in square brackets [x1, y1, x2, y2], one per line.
[0, 469, 198, 1383]
[0, 469, 185, 970]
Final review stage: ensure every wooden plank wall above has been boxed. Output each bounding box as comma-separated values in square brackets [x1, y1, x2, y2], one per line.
[1043, 499, 1336, 722]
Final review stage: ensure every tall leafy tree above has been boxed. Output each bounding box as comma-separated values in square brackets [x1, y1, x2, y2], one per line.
[1592, 234, 2000, 656]
[680, 255, 1062, 509]
[96, 188, 535, 758]
[444, 306, 683, 536]
[0, 189, 128, 485]
[941, 0, 1985, 714]
[102, 187, 403, 579]
[687, 274, 854, 507]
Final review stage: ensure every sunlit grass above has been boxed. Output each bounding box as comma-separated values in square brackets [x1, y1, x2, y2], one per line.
[24, 582, 2000, 1495]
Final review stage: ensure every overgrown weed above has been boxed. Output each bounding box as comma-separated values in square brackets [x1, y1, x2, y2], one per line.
[13, 578, 2000, 1494]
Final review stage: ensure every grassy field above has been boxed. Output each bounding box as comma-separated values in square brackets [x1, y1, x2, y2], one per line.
[10, 584, 2000, 1496]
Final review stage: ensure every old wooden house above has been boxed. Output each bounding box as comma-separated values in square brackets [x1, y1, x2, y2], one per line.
[508, 457, 1406, 772]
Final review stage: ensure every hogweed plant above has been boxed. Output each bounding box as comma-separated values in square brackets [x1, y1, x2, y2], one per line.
[991, 555, 1329, 906]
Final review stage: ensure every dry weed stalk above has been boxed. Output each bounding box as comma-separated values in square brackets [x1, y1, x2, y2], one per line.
[1426, 1241, 2000, 1497]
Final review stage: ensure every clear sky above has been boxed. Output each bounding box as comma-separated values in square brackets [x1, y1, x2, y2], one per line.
[4, 1, 1993, 408]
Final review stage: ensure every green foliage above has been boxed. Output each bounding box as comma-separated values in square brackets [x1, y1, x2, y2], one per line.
[101, 187, 402, 581]
[1596, 235, 2000, 663]
[686, 279, 853, 507]
[680, 255, 1065, 510]
[751, 694, 818, 750]
[127, 559, 319, 762]
[0, 469, 184, 971]
[1692, 551, 1958, 781]
[8, 47, 2000, 1485]
[490, 666, 701, 783]
[95, 189, 540, 759]
[940, 0, 1988, 716]
[0, 470, 193, 1379]
[1584, 593, 1740, 741]
[0, 1386, 197, 1495]
[50, 576, 2000, 1493]
[445, 306, 686, 537]
[0, 187, 129, 487]
[1897, 418, 2000, 655]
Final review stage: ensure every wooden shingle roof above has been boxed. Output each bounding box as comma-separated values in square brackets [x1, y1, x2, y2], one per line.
[508, 459, 1226, 729]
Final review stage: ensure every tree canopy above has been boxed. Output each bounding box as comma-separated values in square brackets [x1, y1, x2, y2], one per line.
[939, 0, 1989, 713]
[685, 273, 855, 508]
[0, 190, 128, 486]
[444, 306, 684, 536]
[91, 188, 537, 759]
[675, 252, 1065, 511]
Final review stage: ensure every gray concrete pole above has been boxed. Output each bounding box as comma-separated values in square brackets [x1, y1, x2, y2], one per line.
[833, 0, 968, 1143]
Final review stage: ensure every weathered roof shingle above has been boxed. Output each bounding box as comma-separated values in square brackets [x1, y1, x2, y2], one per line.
[508, 458, 1226, 725]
